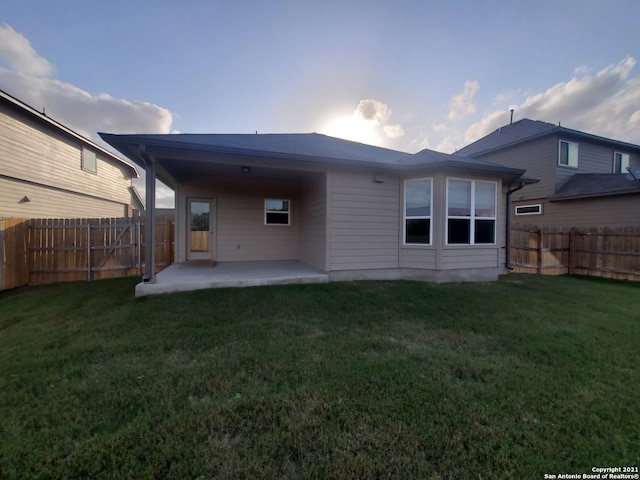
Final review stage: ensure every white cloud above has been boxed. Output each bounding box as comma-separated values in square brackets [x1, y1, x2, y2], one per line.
[464, 56, 640, 145]
[0, 70, 173, 140]
[0, 24, 173, 141]
[413, 82, 481, 153]
[323, 99, 404, 146]
[383, 123, 404, 138]
[0, 23, 53, 76]
[0, 24, 176, 207]
[355, 99, 392, 123]
[448, 80, 479, 121]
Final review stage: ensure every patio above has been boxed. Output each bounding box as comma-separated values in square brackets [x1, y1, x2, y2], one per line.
[135, 260, 330, 297]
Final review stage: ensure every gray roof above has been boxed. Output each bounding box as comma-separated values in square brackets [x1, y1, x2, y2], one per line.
[99, 132, 525, 181]
[102, 132, 407, 165]
[551, 174, 640, 201]
[458, 118, 640, 157]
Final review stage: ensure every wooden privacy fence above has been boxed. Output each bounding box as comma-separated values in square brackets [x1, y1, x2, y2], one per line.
[510, 224, 640, 281]
[0, 215, 174, 291]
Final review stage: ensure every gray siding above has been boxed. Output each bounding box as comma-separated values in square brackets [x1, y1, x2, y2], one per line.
[328, 170, 400, 271]
[441, 247, 499, 269]
[0, 101, 133, 218]
[555, 140, 622, 190]
[216, 195, 298, 261]
[399, 248, 436, 269]
[513, 195, 640, 227]
[176, 176, 301, 263]
[473, 136, 557, 199]
[298, 174, 327, 270]
[557, 142, 640, 189]
[0, 177, 129, 218]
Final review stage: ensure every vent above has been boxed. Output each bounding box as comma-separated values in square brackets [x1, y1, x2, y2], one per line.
[515, 204, 542, 215]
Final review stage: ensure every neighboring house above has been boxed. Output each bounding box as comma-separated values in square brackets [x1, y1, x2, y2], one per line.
[101, 132, 526, 283]
[0, 89, 139, 218]
[457, 118, 640, 227]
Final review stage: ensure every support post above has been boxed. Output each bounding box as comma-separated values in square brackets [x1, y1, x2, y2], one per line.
[141, 145, 156, 282]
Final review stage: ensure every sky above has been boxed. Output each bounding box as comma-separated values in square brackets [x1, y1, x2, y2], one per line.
[1, 0, 639, 207]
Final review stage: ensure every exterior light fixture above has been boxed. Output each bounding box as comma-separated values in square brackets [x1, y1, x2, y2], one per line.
[241, 166, 251, 174]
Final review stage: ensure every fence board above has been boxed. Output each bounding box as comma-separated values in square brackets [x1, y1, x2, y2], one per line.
[0, 215, 174, 290]
[0, 218, 29, 290]
[511, 223, 640, 281]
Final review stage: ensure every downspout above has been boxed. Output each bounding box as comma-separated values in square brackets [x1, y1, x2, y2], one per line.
[505, 181, 525, 270]
[140, 144, 156, 282]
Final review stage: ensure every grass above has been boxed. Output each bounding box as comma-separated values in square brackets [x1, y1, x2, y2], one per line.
[0, 274, 638, 479]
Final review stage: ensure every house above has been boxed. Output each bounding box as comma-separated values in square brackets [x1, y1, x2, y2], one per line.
[0, 89, 139, 218]
[100, 132, 527, 291]
[457, 118, 640, 227]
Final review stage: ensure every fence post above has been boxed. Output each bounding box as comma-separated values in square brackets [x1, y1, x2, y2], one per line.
[568, 228, 576, 275]
[137, 220, 142, 275]
[0, 218, 5, 291]
[537, 227, 544, 275]
[87, 222, 91, 281]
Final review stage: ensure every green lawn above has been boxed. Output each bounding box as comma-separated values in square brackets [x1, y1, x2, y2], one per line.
[1, 274, 638, 479]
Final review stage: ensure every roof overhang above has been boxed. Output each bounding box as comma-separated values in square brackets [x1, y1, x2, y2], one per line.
[99, 133, 527, 186]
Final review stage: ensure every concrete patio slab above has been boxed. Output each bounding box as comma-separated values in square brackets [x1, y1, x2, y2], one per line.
[135, 260, 329, 296]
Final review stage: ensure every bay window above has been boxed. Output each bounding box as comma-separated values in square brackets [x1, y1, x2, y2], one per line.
[447, 179, 496, 245]
[404, 178, 432, 244]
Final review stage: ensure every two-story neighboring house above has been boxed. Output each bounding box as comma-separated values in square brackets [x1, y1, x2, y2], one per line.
[457, 119, 640, 227]
[0, 89, 140, 218]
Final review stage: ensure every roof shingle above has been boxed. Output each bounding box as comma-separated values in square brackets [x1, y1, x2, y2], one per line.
[458, 118, 640, 157]
[551, 174, 640, 200]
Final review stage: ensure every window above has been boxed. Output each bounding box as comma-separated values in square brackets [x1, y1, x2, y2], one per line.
[558, 140, 578, 168]
[265, 199, 290, 225]
[82, 147, 97, 173]
[515, 204, 542, 215]
[613, 152, 630, 174]
[446, 179, 496, 245]
[404, 178, 432, 244]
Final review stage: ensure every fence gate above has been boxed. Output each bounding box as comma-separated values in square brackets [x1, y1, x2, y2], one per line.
[29, 218, 143, 284]
[0, 215, 174, 290]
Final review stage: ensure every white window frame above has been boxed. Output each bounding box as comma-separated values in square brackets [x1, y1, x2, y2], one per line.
[403, 177, 433, 246]
[515, 204, 542, 216]
[81, 147, 97, 174]
[445, 178, 497, 246]
[558, 140, 579, 168]
[613, 152, 630, 174]
[264, 199, 290, 226]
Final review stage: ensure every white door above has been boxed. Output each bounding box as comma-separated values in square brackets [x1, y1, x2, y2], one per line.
[187, 198, 215, 261]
